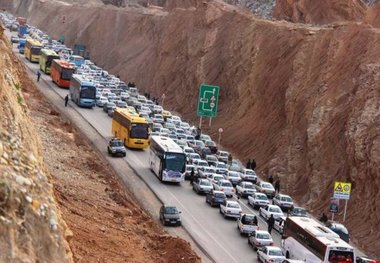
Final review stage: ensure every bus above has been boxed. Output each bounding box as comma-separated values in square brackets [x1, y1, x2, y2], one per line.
[112, 108, 150, 149]
[69, 55, 85, 67]
[149, 136, 186, 183]
[69, 74, 96, 108]
[24, 39, 42, 63]
[18, 38, 26, 54]
[282, 216, 356, 263]
[51, 59, 75, 88]
[39, 49, 60, 74]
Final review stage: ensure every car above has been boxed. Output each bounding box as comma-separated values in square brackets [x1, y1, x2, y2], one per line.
[255, 181, 276, 198]
[179, 121, 191, 130]
[153, 105, 163, 114]
[164, 122, 176, 132]
[199, 134, 212, 142]
[203, 155, 217, 167]
[96, 96, 108, 107]
[198, 166, 216, 179]
[207, 174, 225, 185]
[103, 102, 116, 113]
[107, 106, 116, 117]
[159, 205, 181, 226]
[190, 140, 205, 151]
[11, 35, 19, 43]
[107, 138, 126, 157]
[259, 205, 284, 220]
[237, 213, 258, 235]
[162, 110, 172, 120]
[325, 221, 350, 243]
[152, 114, 164, 124]
[188, 153, 201, 164]
[216, 150, 230, 163]
[206, 190, 226, 207]
[175, 128, 187, 140]
[236, 181, 256, 198]
[115, 100, 127, 108]
[273, 216, 286, 234]
[199, 147, 212, 159]
[205, 140, 218, 154]
[213, 179, 235, 197]
[152, 123, 163, 133]
[226, 171, 242, 186]
[193, 178, 213, 194]
[215, 161, 228, 175]
[192, 159, 209, 170]
[356, 256, 376, 263]
[248, 230, 274, 250]
[240, 169, 258, 183]
[183, 165, 197, 180]
[183, 146, 195, 156]
[257, 246, 285, 263]
[176, 139, 188, 149]
[288, 206, 308, 217]
[272, 194, 294, 212]
[219, 200, 242, 219]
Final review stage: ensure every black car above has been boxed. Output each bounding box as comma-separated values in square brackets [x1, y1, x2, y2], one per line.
[206, 190, 227, 207]
[356, 256, 376, 263]
[107, 138, 126, 157]
[325, 221, 350, 243]
[159, 205, 181, 226]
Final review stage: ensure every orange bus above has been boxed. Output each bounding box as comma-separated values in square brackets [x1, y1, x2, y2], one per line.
[50, 59, 75, 88]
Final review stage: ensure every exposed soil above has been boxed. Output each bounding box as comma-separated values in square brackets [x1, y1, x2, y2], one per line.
[2, 28, 200, 263]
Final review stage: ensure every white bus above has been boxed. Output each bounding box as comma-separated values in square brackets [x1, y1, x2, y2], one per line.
[282, 216, 356, 263]
[149, 136, 186, 183]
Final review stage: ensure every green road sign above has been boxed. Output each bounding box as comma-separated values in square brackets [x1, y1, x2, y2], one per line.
[197, 84, 220, 117]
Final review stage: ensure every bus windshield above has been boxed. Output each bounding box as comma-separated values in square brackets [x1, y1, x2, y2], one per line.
[165, 153, 185, 172]
[61, 68, 74, 80]
[130, 123, 149, 139]
[328, 251, 354, 263]
[31, 47, 41, 55]
[80, 86, 96, 99]
[47, 56, 59, 67]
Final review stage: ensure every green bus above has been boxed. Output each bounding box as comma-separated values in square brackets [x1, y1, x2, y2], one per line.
[39, 49, 60, 74]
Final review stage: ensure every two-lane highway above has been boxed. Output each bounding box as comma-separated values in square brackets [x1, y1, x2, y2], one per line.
[7, 31, 283, 263]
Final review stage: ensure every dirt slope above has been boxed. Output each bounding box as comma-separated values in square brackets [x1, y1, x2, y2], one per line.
[273, 0, 367, 24]
[0, 24, 73, 263]
[4, 0, 380, 257]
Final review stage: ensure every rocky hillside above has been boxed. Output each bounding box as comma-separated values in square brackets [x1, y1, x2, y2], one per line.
[0, 24, 73, 262]
[4, 0, 380, 257]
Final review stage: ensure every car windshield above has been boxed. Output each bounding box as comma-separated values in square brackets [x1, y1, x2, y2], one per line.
[221, 182, 232, 187]
[256, 195, 268, 200]
[293, 208, 307, 215]
[269, 207, 282, 213]
[227, 203, 240, 208]
[130, 123, 149, 139]
[229, 173, 239, 177]
[245, 170, 255, 175]
[164, 207, 178, 214]
[191, 154, 200, 159]
[262, 183, 274, 189]
[217, 163, 227, 168]
[269, 250, 283, 256]
[281, 196, 293, 202]
[257, 233, 270, 239]
[110, 140, 123, 147]
[220, 152, 229, 157]
[206, 141, 216, 146]
[80, 86, 96, 99]
[165, 153, 186, 172]
[215, 176, 223, 182]
[244, 215, 256, 223]
[244, 184, 254, 189]
[200, 180, 211, 186]
[207, 156, 218, 161]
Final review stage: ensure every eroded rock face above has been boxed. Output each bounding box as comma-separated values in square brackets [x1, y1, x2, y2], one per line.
[3, 0, 380, 257]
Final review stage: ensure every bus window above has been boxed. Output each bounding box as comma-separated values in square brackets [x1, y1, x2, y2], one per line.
[130, 123, 149, 139]
[61, 68, 74, 80]
[165, 153, 186, 172]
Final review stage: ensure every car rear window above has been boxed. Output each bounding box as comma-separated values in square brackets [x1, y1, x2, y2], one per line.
[215, 193, 225, 198]
[222, 182, 232, 187]
[257, 233, 270, 239]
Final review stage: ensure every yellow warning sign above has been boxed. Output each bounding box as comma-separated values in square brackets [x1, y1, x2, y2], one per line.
[334, 182, 351, 194]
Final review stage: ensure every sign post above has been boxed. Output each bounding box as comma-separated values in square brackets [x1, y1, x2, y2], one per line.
[333, 181, 351, 222]
[197, 84, 220, 128]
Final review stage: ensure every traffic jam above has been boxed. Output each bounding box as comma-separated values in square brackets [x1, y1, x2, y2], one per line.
[1, 11, 376, 263]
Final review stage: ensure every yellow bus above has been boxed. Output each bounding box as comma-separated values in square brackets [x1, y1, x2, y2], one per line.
[39, 49, 60, 74]
[24, 39, 43, 63]
[112, 108, 150, 149]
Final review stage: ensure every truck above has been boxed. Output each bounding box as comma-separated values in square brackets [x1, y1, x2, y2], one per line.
[18, 25, 27, 38]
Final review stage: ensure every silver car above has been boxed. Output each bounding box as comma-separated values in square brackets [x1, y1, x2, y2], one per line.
[193, 178, 213, 194]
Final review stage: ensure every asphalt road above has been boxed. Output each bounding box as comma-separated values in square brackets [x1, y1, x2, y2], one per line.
[8, 31, 284, 263]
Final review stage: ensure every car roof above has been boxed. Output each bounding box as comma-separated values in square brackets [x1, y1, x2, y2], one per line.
[213, 190, 224, 194]
[226, 200, 239, 205]
[256, 230, 270, 234]
[265, 246, 282, 250]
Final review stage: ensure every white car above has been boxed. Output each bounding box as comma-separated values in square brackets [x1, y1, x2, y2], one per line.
[248, 192, 270, 209]
[219, 200, 242, 218]
[215, 162, 228, 176]
[248, 230, 274, 250]
[273, 216, 286, 234]
[198, 166, 216, 178]
[272, 194, 294, 212]
[192, 178, 213, 194]
[240, 169, 258, 183]
[226, 171, 242, 186]
[188, 153, 201, 163]
[214, 179, 235, 197]
[152, 114, 164, 124]
[237, 213, 258, 235]
[236, 181, 256, 198]
[96, 96, 108, 107]
[192, 159, 209, 170]
[259, 205, 284, 220]
[183, 146, 195, 156]
[255, 181, 276, 198]
[216, 150, 229, 163]
[257, 246, 285, 263]
[207, 174, 225, 185]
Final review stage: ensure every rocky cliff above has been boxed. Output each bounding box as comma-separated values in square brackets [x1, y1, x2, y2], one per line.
[4, 0, 380, 257]
[0, 24, 73, 262]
